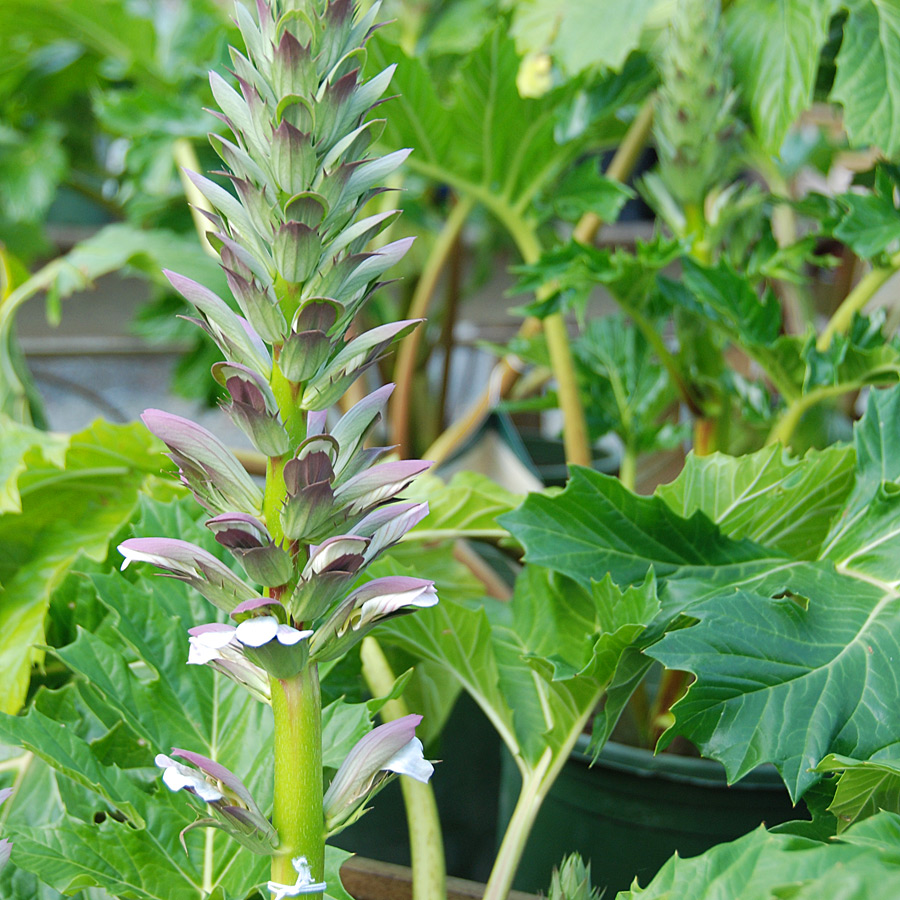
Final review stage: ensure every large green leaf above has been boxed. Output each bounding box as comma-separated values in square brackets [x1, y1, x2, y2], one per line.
[489, 568, 659, 763]
[819, 383, 900, 585]
[503, 386, 900, 800]
[832, 0, 900, 156]
[655, 443, 855, 559]
[621, 812, 900, 898]
[0, 419, 168, 715]
[725, 0, 833, 153]
[0, 496, 373, 898]
[650, 565, 900, 800]
[404, 470, 522, 543]
[0, 415, 67, 515]
[378, 595, 520, 759]
[379, 563, 658, 771]
[651, 388, 900, 798]
[499, 465, 781, 592]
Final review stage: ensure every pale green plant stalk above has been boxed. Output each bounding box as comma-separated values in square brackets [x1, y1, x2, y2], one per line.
[361, 637, 446, 900]
[423, 100, 656, 468]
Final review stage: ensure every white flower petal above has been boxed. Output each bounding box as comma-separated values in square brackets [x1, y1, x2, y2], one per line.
[384, 737, 433, 783]
[157, 757, 223, 803]
[277, 625, 313, 646]
[235, 616, 279, 647]
[188, 627, 237, 664]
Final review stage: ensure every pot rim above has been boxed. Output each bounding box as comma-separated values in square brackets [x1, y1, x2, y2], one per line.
[575, 734, 789, 791]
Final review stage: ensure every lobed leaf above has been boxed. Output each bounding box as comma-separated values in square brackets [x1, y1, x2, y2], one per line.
[725, 0, 832, 153]
[832, 0, 900, 156]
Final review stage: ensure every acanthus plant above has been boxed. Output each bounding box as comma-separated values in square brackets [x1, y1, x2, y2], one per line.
[116, 0, 438, 893]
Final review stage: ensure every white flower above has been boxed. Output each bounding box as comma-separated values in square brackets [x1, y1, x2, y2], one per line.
[155, 754, 223, 803]
[382, 735, 433, 783]
[323, 715, 433, 832]
[234, 616, 312, 647]
[267, 857, 326, 898]
[188, 624, 237, 665]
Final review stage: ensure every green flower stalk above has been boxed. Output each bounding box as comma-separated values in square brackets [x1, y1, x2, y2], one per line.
[118, 0, 438, 894]
[653, 0, 739, 217]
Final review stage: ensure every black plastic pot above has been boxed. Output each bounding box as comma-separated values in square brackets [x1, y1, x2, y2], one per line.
[500, 736, 805, 896]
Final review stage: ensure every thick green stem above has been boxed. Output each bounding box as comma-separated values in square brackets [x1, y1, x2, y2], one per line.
[263, 456, 288, 546]
[360, 637, 446, 900]
[390, 195, 476, 455]
[765, 382, 861, 447]
[544, 313, 592, 468]
[483, 689, 603, 900]
[619, 443, 637, 492]
[422, 101, 655, 467]
[497, 208, 592, 468]
[264, 355, 307, 545]
[483, 750, 553, 900]
[270, 667, 324, 891]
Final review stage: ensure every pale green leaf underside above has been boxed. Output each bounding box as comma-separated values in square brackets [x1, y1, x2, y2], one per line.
[404, 470, 522, 542]
[656, 443, 855, 559]
[509, 0, 657, 74]
[725, 0, 832, 153]
[832, 0, 900, 155]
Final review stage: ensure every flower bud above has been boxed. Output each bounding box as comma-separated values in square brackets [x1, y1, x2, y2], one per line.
[155, 749, 278, 854]
[273, 221, 322, 284]
[301, 320, 419, 410]
[310, 576, 438, 662]
[141, 408, 264, 515]
[351, 501, 429, 559]
[323, 715, 433, 834]
[223, 266, 286, 344]
[164, 268, 272, 379]
[119, 537, 257, 613]
[330, 383, 394, 479]
[334, 458, 432, 517]
[288, 535, 368, 622]
[280, 436, 339, 542]
[206, 512, 293, 587]
[272, 120, 316, 196]
[212, 362, 291, 457]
